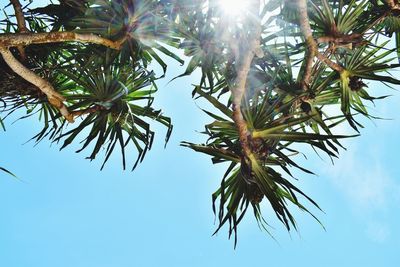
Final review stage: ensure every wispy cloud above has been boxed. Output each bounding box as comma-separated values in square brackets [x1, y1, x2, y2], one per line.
[365, 221, 390, 244]
[324, 144, 399, 212]
[322, 141, 400, 243]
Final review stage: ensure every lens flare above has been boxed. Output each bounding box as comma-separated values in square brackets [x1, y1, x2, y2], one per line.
[218, 0, 249, 16]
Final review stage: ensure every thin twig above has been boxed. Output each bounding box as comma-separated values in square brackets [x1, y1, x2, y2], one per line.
[70, 105, 106, 118]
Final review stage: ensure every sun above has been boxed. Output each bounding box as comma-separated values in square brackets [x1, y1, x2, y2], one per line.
[218, 0, 249, 16]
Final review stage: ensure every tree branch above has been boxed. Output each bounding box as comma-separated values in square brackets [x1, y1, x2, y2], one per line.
[9, 0, 28, 33]
[9, 0, 29, 59]
[230, 0, 261, 159]
[0, 32, 124, 50]
[315, 52, 343, 72]
[70, 105, 106, 118]
[297, 0, 317, 91]
[0, 47, 74, 122]
[297, 0, 344, 87]
[316, 33, 363, 45]
[385, 0, 400, 10]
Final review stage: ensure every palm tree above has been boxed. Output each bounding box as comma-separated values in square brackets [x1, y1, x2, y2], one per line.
[1, 0, 400, 245]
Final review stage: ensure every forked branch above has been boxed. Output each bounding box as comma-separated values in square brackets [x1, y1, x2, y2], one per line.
[0, 1, 126, 122]
[0, 47, 74, 122]
[297, 0, 343, 91]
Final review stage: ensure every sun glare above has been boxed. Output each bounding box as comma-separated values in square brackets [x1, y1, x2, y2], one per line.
[218, 0, 249, 16]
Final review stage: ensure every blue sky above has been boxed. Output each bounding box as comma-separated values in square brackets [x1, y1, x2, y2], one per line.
[1, 1, 400, 267]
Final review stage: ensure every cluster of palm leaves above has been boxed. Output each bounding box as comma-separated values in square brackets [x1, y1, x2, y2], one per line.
[179, 0, 400, 243]
[1, 0, 400, 243]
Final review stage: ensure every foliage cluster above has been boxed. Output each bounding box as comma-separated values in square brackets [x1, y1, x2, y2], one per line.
[2, 0, 400, 244]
